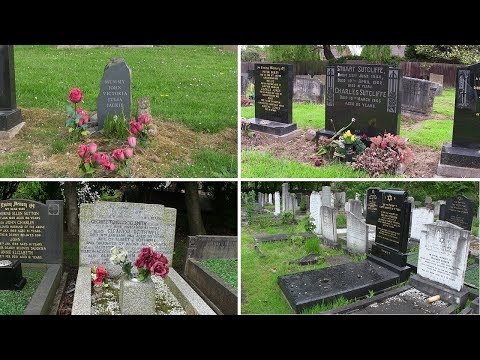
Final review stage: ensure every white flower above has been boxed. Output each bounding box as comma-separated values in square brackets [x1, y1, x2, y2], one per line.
[110, 247, 128, 265]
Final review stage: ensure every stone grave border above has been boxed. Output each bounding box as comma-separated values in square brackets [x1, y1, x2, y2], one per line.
[23, 263, 63, 315]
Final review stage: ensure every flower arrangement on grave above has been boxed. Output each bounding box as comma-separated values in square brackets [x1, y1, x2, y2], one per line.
[66, 88, 90, 139]
[241, 98, 253, 106]
[110, 247, 133, 278]
[246, 83, 255, 100]
[129, 114, 152, 146]
[91, 266, 108, 287]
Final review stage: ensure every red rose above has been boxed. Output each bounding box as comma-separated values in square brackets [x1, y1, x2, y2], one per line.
[138, 114, 151, 125]
[123, 147, 134, 159]
[78, 144, 88, 158]
[111, 149, 125, 161]
[103, 162, 115, 172]
[150, 261, 169, 278]
[69, 88, 83, 104]
[96, 153, 110, 166]
[134, 247, 154, 269]
[314, 159, 322, 167]
[129, 120, 143, 135]
[96, 267, 107, 277]
[153, 253, 169, 265]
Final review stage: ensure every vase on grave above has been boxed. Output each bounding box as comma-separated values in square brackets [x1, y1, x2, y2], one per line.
[344, 144, 354, 163]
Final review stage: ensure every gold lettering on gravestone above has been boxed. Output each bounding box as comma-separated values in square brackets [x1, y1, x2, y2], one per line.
[0, 202, 46, 261]
[257, 65, 285, 113]
[377, 202, 401, 244]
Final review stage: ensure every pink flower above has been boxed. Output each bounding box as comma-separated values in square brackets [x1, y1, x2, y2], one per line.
[129, 120, 143, 135]
[150, 261, 169, 278]
[103, 162, 115, 172]
[96, 267, 107, 278]
[96, 153, 110, 166]
[93, 276, 104, 285]
[83, 156, 91, 163]
[87, 143, 97, 154]
[91, 153, 100, 163]
[78, 144, 88, 158]
[138, 114, 152, 125]
[111, 149, 125, 161]
[153, 253, 169, 265]
[69, 88, 83, 104]
[134, 247, 154, 269]
[127, 136, 136, 148]
[381, 141, 387, 149]
[314, 159, 322, 167]
[123, 147, 134, 159]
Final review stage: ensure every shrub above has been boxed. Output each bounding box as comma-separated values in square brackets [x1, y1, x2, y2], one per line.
[299, 196, 307, 211]
[300, 217, 316, 233]
[352, 147, 399, 176]
[289, 235, 304, 247]
[281, 211, 295, 224]
[305, 238, 320, 254]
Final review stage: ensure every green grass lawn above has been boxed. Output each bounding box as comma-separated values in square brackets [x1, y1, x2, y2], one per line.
[201, 259, 238, 289]
[15, 45, 237, 133]
[0, 267, 47, 315]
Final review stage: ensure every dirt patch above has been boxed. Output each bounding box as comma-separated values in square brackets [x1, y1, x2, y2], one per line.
[404, 144, 439, 178]
[0, 108, 236, 177]
[57, 265, 78, 315]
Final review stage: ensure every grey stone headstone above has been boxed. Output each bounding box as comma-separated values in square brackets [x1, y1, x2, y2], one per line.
[348, 199, 363, 218]
[282, 183, 289, 212]
[0, 199, 63, 264]
[410, 208, 435, 242]
[274, 192, 281, 215]
[401, 77, 438, 117]
[320, 206, 337, 245]
[268, 193, 273, 204]
[333, 192, 346, 210]
[418, 221, 471, 291]
[429, 73, 444, 96]
[293, 76, 325, 103]
[321, 186, 332, 208]
[96, 58, 132, 129]
[309, 192, 322, 234]
[257, 192, 262, 205]
[314, 74, 326, 84]
[434, 200, 446, 217]
[346, 211, 368, 254]
[241, 73, 249, 96]
[79, 202, 176, 272]
[290, 194, 296, 217]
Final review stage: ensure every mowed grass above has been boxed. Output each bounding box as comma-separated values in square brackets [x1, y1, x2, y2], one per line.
[201, 259, 238, 289]
[0, 267, 46, 315]
[241, 151, 370, 178]
[15, 45, 237, 133]
[401, 120, 453, 150]
[169, 150, 237, 178]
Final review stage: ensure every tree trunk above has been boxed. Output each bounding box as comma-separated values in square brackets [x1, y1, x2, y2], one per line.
[184, 182, 206, 235]
[323, 45, 335, 60]
[64, 182, 79, 235]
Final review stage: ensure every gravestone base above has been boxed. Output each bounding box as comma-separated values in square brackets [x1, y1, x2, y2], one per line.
[316, 129, 335, 139]
[278, 260, 400, 313]
[0, 260, 26, 290]
[409, 274, 469, 306]
[0, 108, 23, 135]
[247, 118, 298, 136]
[367, 254, 411, 282]
[369, 243, 408, 268]
[0, 121, 25, 140]
[437, 144, 480, 177]
[471, 297, 479, 314]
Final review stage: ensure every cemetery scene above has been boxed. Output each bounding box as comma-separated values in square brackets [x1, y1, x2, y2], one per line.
[241, 45, 480, 178]
[241, 181, 479, 314]
[0, 45, 237, 178]
[0, 181, 238, 315]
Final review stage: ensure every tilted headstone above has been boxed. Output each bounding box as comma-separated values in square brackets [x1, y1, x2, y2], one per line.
[0, 199, 63, 264]
[320, 206, 337, 245]
[443, 195, 474, 230]
[346, 211, 368, 254]
[246, 63, 297, 135]
[0, 45, 23, 133]
[429, 73, 444, 96]
[410, 208, 435, 242]
[96, 58, 132, 130]
[274, 192, 281, 215]
[348, 199, 363, 218]
[401, 77, 438, 117]
[309, 192, 322, 234]
[320, 64, 401, 137]
[79, 202, 176, 269]
[293, 76, 325, 103]
[365, 187, 381, 225]
[333, 192, 346, 210]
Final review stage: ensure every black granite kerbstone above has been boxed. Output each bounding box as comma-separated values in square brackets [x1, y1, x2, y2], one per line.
[0, 260, 26, 290]
[0, 45, 22, 131]
[246, 118, 297, 136]
[365, 187, 381, 226]
[439, 144, 480, 169]
[443, 195, 474, 230]
[278, 260, 399, 313]
[319, 64, 401, 137]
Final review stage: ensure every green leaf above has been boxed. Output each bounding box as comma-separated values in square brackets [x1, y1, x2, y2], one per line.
[68, 127, 74, 133]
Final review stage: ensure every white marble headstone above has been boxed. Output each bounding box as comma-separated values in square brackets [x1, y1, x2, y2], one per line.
[320, 206, 337, 244]
[309, 191, 322, 234]
[321, 186, 331, 208]
[346, 211, 368, 254]
[410, 207, 434, 242]
[274, 192, 281, 215]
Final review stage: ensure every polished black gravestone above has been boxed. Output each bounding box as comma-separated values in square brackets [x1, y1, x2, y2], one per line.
[96, 58, 132, 130]
[0, 260, 26, 290]
[441, 195, 474, 230]
[0, 45, 22, 132]
[0, 199, 63, 264]
[318, 64, 401, 138]
[246, 63, 297, 136]
[437, 64, 480, 177]
[365, 187, 381, 226]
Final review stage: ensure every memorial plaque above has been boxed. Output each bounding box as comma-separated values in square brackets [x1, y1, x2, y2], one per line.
[323, 64, 401, 137]
[443, 195, 474, 230]
[0, 199, 63, 263]
[366, 187, 381, 225]
[96, 58, 132, 130]
[79, 202, 176, 268]
[417, 221, 470, 291]
[452, 64, 480, 149]
[374, 190, 410, 253]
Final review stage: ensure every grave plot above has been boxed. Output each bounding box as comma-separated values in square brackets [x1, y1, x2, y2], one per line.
[0, 45, 237, 178]
[241, 57, 472, 179]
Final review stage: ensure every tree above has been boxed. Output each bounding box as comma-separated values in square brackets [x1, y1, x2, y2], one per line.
[0, 182, 19, 200]
[184, 182, 206, 235]
[405, 45, 480, 64]
[64, 182, 79, 235]
[361, 45, 392, 63]
[266, 45, 321, 62]
[241, 45, 265, 62]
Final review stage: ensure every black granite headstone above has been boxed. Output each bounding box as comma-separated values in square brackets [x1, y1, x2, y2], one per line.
[443, 195, 474, 230]
[0, 199, 63, 264]
[365, 187, 381, 225]
[246, 63, 297, 136]
[439, 204, 446, 220]
[0, 45, 22, 131]
[96, 58, 132, 130]
[320, 64, 401, 137]
[0, 260, 26, 290]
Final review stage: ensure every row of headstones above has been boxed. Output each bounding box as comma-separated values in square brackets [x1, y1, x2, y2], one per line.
[242, 69, 444, 116]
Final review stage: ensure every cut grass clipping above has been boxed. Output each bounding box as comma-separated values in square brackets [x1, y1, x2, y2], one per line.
[201, 259, 238, 289]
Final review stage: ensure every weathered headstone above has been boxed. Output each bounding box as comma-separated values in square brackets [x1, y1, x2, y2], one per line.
[268, 193, 273, 204]
[401, 77, 438, 117]
[346, 211, 368, 254]
[314, 74, 326, 84]
[437, 63, 480, 177]
[309, 191, 322, 234]
[0, 45, 23, 137]
[365, 187, 381, 225]
[348, 199, 363, 218]
[429, 73, 444, 96]
[289, 194, 296, 218]
[246, 63, 297, 135]
[282, 183, 289, 212]
[410, 208, 434, 242]
[293, 76, 325, 103]
[79, 202, 176, 270]
[434, 200, 446, 217]
[321, 186, 332, 208]
[320, 206, 337, 245]
[319, 64, 401, 137]
[0, 199, 63, 264]
[443, 195, 474, 230]
[333, 192, 346, 211]
[96, 58, 132, 130]
[410, 221, 471, 304]
[424, 196, 433, 208]
[274, 192, 281, 215]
